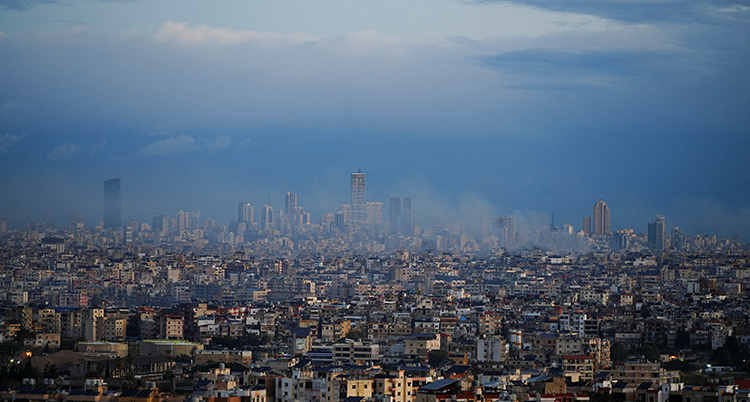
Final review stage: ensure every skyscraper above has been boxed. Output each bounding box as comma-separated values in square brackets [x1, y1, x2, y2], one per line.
[401, 197, 413, 236]
[582, 216, 592, 235]
[389, 198, 401, 234]
[176, 210, 189, 231]
[238, 202, 254, 224]
[285, 192, 297, 216]
[365, 201, 383, 229]
[350, 170, 366, 224]
[493, 216, 516, 249]
[260, 204, 273, 231]
[187, 210, 200, 231]
[648, 215, 667, 251]
[103, 178, 121, 229]
[593, 200, 610, 235]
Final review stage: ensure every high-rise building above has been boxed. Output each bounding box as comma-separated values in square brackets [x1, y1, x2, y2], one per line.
[493, 216, 516, 249]
[152, 214, 169, 235]
[582, 216, 592, 235]
[350, 170, 366, 224]
[68, 212, 83, 234]
[285, 192, 297, 216]
[187, 210, 200, 231]
[672, 227, 688, 251]
[401, 197, 413, 236]
[593, 200, 610, 235]
[389, 198, 401, 234]
[176, 210, 189, 231]
[260, 205, 273, 231]
[272, 209, 283, 230]
[366, 201, 383, 227]
[238, 202, 254, 224]
[613, 230, 630, 251]
[648, 215, 667, 251]
[103, 178, 122, 229]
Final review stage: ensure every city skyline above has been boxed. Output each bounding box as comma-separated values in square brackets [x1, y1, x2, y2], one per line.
[0, 1, 748, 240]
[0, 171, 738, 246]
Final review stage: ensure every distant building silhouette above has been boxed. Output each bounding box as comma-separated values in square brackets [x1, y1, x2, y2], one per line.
[238, 202, 254, 225]
[103, 178, 121, 229]
[593, 200, 610, 235]
[672, 227, 688, 251]
[389, 197, 413, 236]
[260, 204, 273, 232]
[389, 198, 401, 234]
[582, 216, 592, 235]
[648, 215, 667, 251]
[366, 201, 383, 228]
[493, 216, 516, 249]
[350, 170, 366, 224]
[285, 192, 297, 216]
[401, 198, 413, 236]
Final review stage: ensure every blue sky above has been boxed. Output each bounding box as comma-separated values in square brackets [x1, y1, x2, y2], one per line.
[1, 0, 749, 239]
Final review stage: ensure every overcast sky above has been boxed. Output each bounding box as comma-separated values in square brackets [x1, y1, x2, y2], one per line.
[1, 0, 749, 239]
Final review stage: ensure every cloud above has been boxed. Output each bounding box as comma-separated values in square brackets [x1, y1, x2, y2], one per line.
[0, 0, 58, 11]
[89, 140, 107, 155]
[152, 21, 320, 46]
[478, 48, 681, 78]
[138, 135, 196, 156]
[0, 133, 26, 152]
[48, 142, 81, 160]
[481, 0, 750, 25]
[137, 135, 234, 156]
[206, 135, 231, 152]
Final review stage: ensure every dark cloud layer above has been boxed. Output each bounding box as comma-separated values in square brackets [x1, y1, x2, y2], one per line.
[0, 0, 57, 11]
[482, 0, 750, 25]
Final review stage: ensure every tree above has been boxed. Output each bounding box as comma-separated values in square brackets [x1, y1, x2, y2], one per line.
[610, 342, 627, 363]
[42, 363, 58, 379]
[675, 331, 690, 350]
[21, 358, 38, 380]
[662, 360, 697, 372]
[710, 336, 743, 367]
[428, 350, 450, 367]
[640, 304, 652, 319]
[637, 344, 660, 362]
[346, 329, 364, 340]
[174, 354, 192, 363]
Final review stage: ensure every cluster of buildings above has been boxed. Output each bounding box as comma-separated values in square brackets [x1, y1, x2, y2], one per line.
[3, 172, 746, 258]
[0, 172, 749, 402]
[0, 236, 749, 401]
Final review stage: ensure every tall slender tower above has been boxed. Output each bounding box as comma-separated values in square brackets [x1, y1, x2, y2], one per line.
[593, 200, 610, 235]
[389, 198, 401, 234]
[350, 170, 366, 224]
[238, 202, 254, 224]
[401, 197, 413, 236]
[648, 215, 667, 251]
[103, 178, 122, 229]
[285, 192, 298, 216]
[260, 205, 273, 231]
[493, 216, 517, 249]
[582, 216, 592, 235]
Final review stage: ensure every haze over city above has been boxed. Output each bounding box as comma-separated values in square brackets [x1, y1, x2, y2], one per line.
[1, 0, 749, 240]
